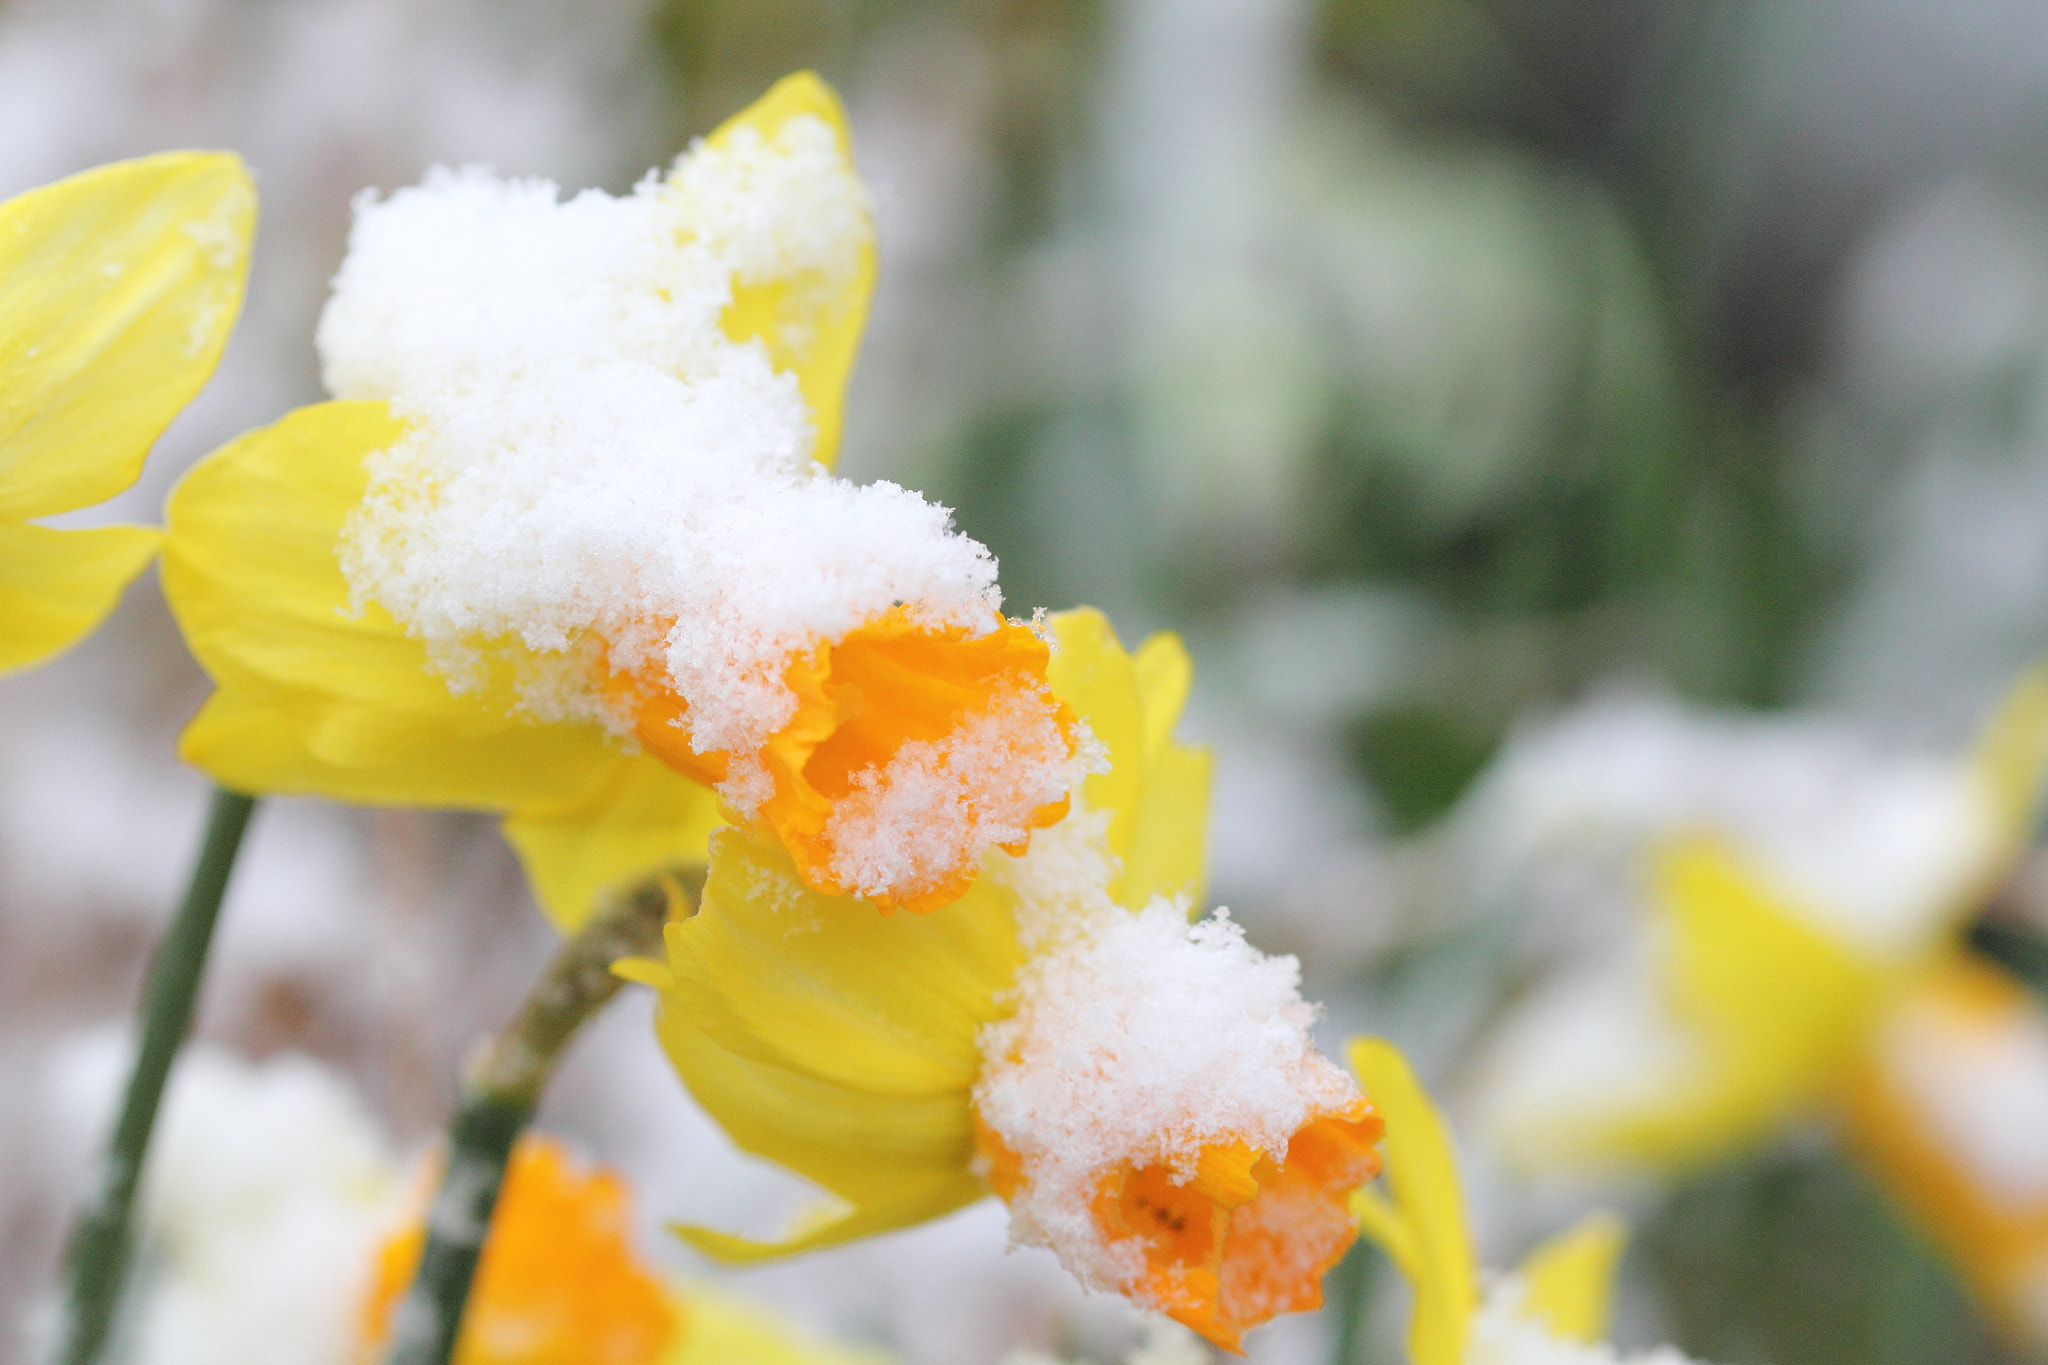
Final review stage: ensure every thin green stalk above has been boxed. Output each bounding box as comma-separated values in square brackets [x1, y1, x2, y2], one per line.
[55, 786, 258, 1365]
[382, 867, 699, 1365]
[1327, 1238, 1376, 1365]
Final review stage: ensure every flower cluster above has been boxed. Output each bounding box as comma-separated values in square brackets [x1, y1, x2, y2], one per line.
[0, 72, 1395, 1356]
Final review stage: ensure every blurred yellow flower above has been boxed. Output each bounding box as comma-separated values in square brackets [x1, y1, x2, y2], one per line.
[1347, 1037, 1701, 1365]
[1, 151, 253, 676]
[1478, 672, 2048, 1175]
[360, 1134, 892, 1365]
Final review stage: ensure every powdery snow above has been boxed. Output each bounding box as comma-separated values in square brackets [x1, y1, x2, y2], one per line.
[972, 804, 1360, 1297]
[318, 112, 1006, 804]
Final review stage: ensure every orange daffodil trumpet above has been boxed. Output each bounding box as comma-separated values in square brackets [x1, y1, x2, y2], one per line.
[1, 152, 252, 675]
[619, 611, 1383, 1353]
[162, 73, 1082, 924]
[360, 1136, 891, 1365]
[1841, 951, 2048, 1347]
[127, 1042, 886, 1365]
[361, 1138, 676, 1365]
[1347, 1038, 1713, 1365]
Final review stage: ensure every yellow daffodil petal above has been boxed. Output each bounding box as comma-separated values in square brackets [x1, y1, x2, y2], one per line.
[1641, 839, 1888, 1159]
[663, 828, 1020, 1097]
[1973, 664, 2048, 847]
[503, 753, 722, 932]
[649, 825, 1018, 1257]
[1350, 1184, 1423, 1282]
[0, 152, 252, 521]
[666, 1282, 895, 1365]
[164, 400, 621, 810]
[701, 72, 874, 472]
[662, 1022, 988, 1261]
[1045, 608, 1212, 909]
[1346, 1037, 1478, 1365]
[1122, 735, 1213, 912]
[1515, 1210, 1626, 1344]
[0, 521, 158, 675]
[1132, 629, 1195, 756]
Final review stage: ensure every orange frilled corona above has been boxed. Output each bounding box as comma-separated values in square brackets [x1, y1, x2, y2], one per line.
[621, 608, 1081, 914]
[359, 1137, 678, 1365]
[974, 1101, 1384, 1353]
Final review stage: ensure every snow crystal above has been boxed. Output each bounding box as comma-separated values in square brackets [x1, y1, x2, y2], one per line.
[823, 690, 1086, 902]
[318, 113, 1003, 761]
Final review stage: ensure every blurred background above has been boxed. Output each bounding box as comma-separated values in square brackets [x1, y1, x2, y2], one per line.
[7, 0, 2048, 1362]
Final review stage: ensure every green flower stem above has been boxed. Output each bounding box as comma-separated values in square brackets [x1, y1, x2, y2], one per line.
[382, 866, 701, 1365]
[1968, 917, 2048, 1001]
[1326, 1237, 1378, 1365]
[55, 786, 258, 1365]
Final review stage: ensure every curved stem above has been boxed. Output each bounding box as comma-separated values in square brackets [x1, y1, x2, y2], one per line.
[382, 867, 700, 1365]
[54, 787, 258, 1365]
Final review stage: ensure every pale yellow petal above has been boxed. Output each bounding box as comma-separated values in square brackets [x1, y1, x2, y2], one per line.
[1973, 665, 2048, 847]
[1346, 1037, 1477, 1365]
[0, 152, 252, 520]
[1131, 630, 1194, 758]
[1047, 607, 1145, 850]
[1535, 840, 1889, 1169]
[647, 825, 1016, 1258]
[1045, 608, 1211, 909]
[503, 753, 723, 932]
[1350, 1185, 1423, 1283]
[0, 521, 157, 676]
[163, 401, 620, 809]
[1515, 1211, 1626, 1344]
[1121, 736, 1213, 912]
[659, 1005, 987, 1261]
[664, 828, 1019, 1096]
[699, 72, 874, 471]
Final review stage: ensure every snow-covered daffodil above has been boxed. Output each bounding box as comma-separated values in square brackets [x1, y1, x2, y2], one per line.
[622, 609, 1384, 1353]
[1, 152, 252, 675]
[1469, 674, 2048, 1174]
[1348, 1037, 1711, 1365]
[1842, 950, 2048, 1347]
[164, 73, 1082, 926]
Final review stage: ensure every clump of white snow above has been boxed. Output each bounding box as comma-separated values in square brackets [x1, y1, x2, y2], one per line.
[1881, 981, 2048, 1206]
[973, 807, 1360, 1295]
[318, 111, 1036, 821]
[1467, 1282, 1709, 1365]
[130, 1047, 409, 1365]
[823, 688, 1086, 902]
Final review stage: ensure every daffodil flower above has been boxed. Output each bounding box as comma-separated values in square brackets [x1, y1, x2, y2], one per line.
[621, 609, 1383, 1353]
[1842, 950, 2048, 1347]
[1, 152, 252, 676]
[162, 73, 1081, 926]
[130, 1043, 881, 1365]
[1468, 674, 2048, 1174]
[362, 1136, 891, 1365]
[1347, 1037, 1712, 1365]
